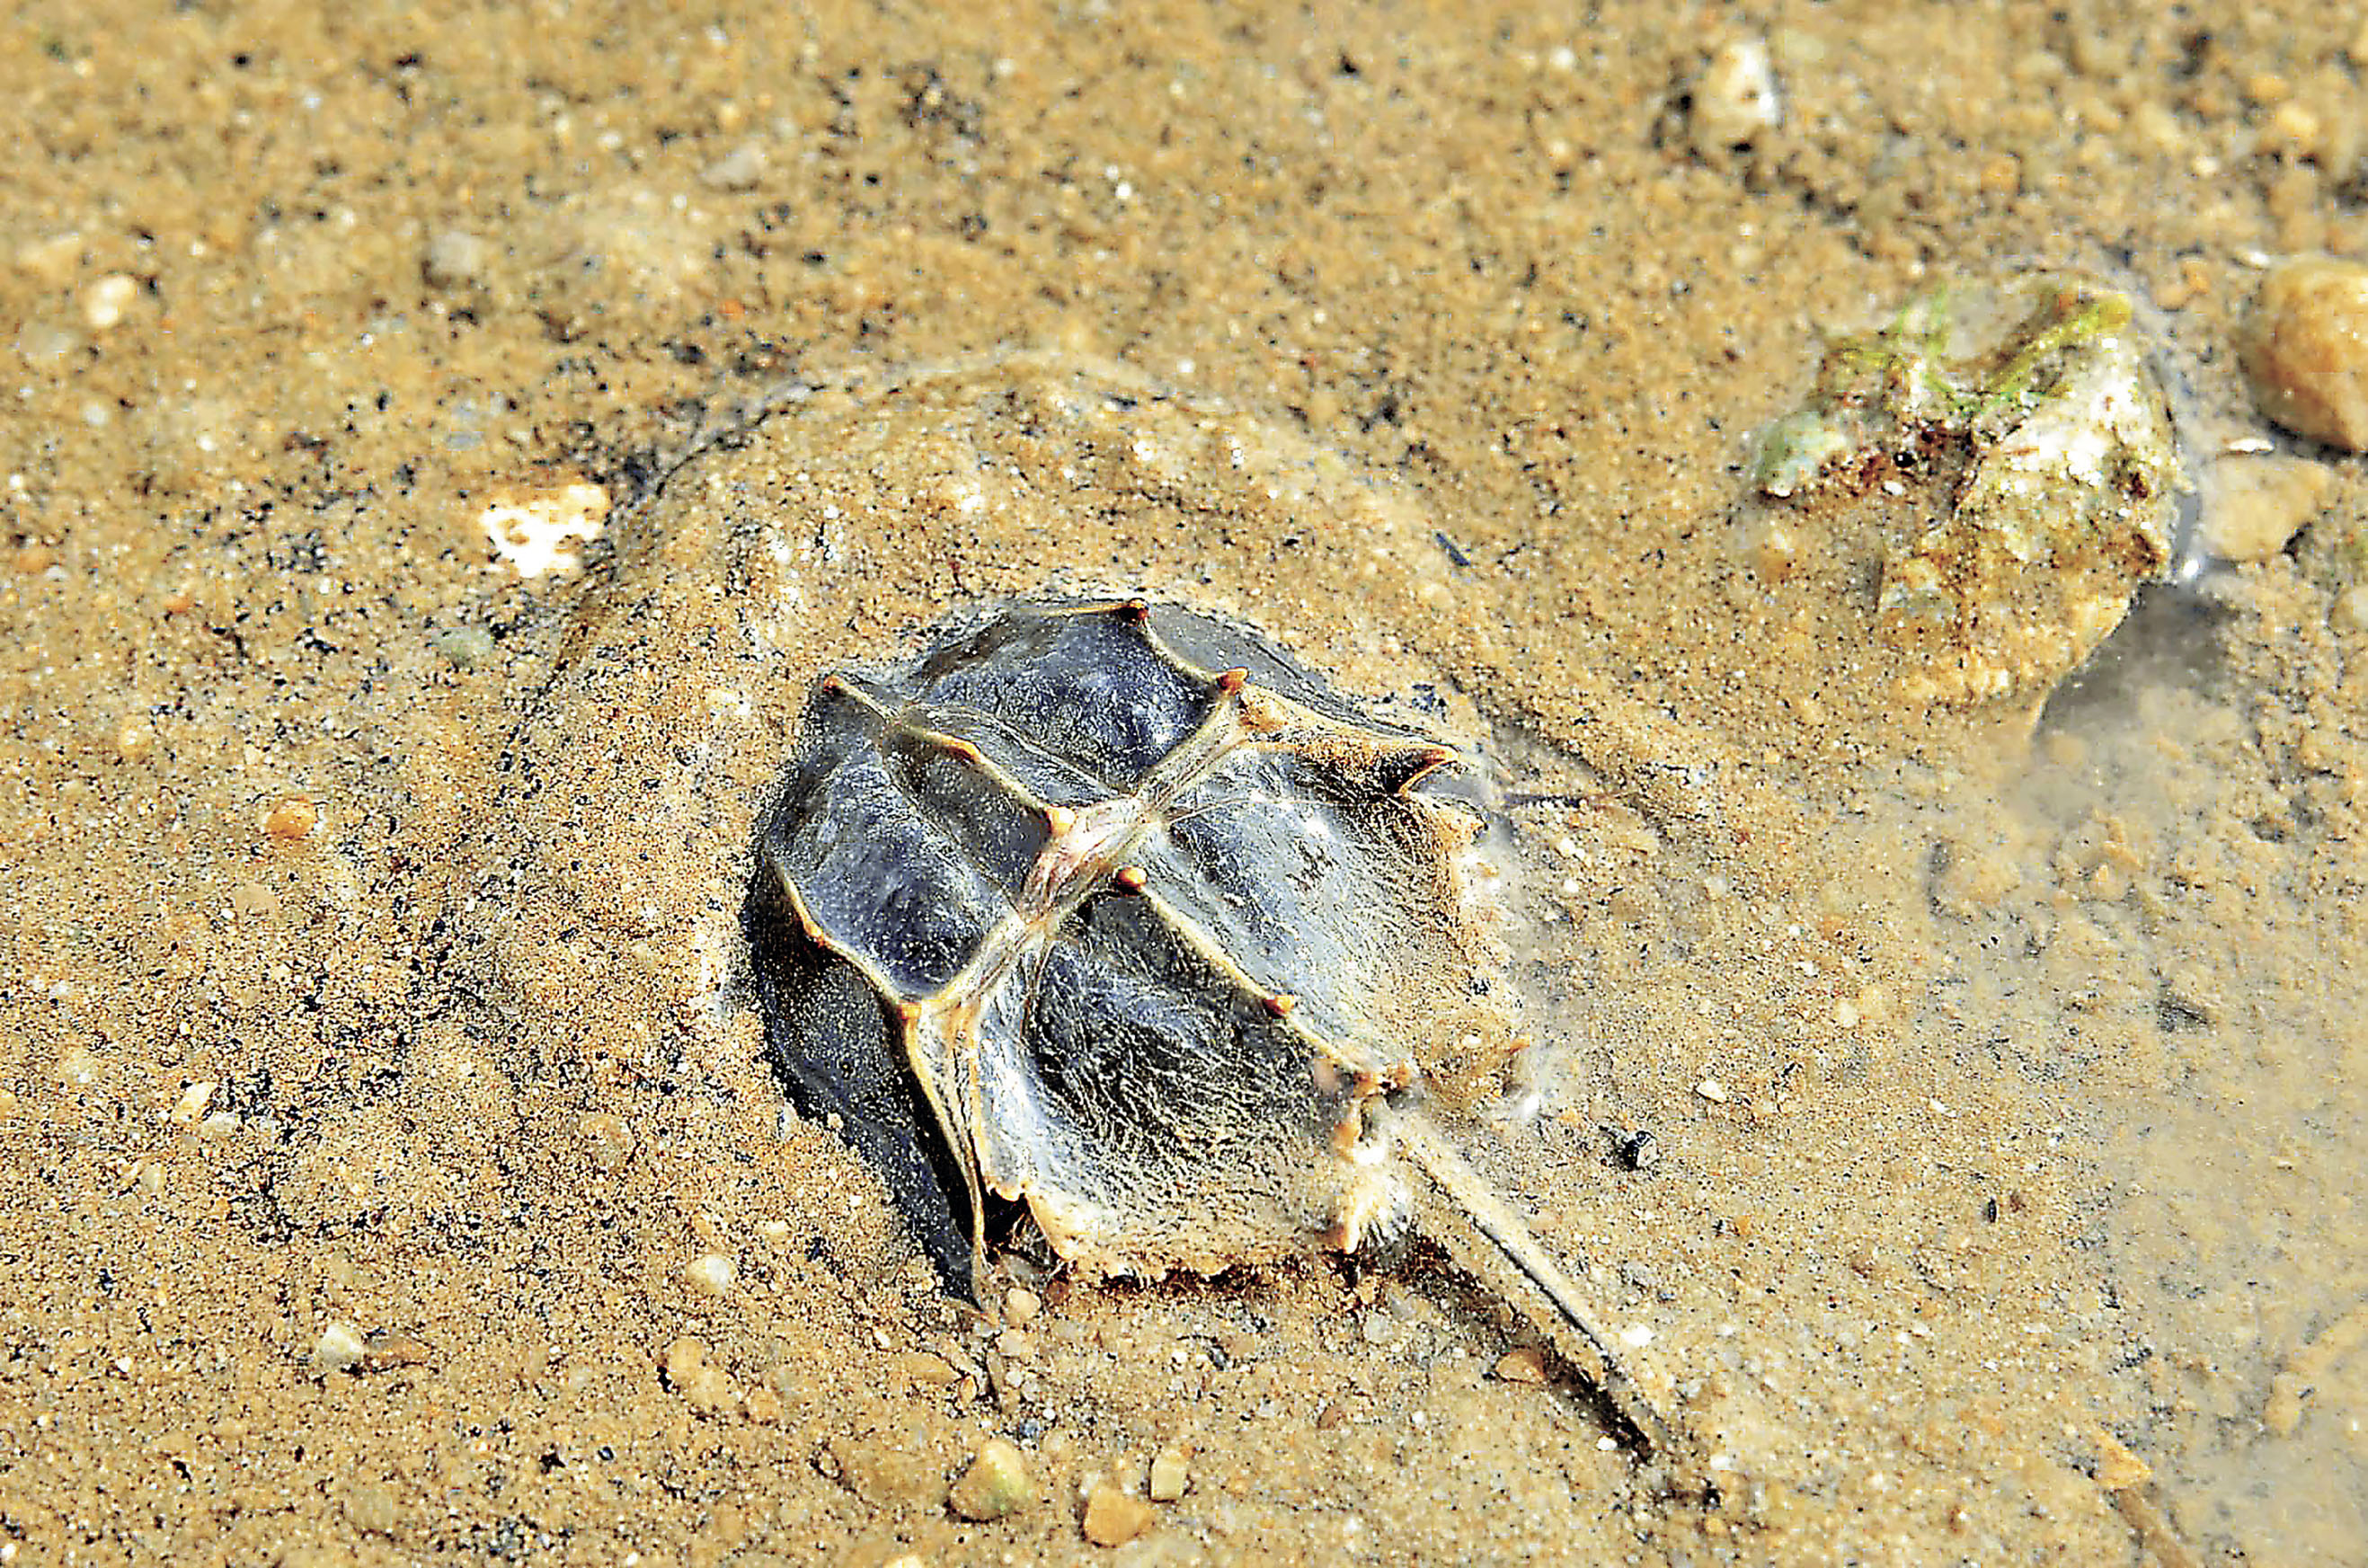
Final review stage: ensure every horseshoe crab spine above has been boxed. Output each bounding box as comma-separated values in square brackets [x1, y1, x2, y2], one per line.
[1388, 1108, 1690, 1473]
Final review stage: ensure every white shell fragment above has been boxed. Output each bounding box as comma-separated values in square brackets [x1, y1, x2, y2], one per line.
[481, 480, 610, 580]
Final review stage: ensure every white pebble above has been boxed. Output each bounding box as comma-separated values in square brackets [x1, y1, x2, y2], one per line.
[1149, 1445, 1191, 1502]
[700, 143, 768, 190]
[422, 230, 492, 290]
[1691, 39, 1781, 162]
[311, 1321, 368, 1375]
[81, 274, 137, 331]
[682, 1253, 737, 1298]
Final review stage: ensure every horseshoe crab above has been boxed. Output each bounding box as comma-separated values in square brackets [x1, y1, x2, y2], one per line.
[742, 598, 1688, 1466]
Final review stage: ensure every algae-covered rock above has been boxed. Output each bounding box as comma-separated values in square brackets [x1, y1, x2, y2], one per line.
[1744, 274, 2184, 704]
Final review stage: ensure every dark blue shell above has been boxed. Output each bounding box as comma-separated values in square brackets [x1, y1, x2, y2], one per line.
[743, 599, 1490, 1297]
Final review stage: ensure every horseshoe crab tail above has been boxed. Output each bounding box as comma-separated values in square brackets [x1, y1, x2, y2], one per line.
[1388, 1107, 1696, 1482]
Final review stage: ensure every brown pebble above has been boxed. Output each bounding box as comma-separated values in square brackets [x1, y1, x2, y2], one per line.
[2093, 1427, 2152, 1491]
[359, 1329, 430, 1373]
[1492, 1346, 1549, 1385]
[891, 1350, 960, 1386]
[1315, 1403, 1349, 1431]
[13, 544, 57, 575]
[229, 882, 279, 923]
[830, 1429, 949, 1510]
[664, 1335, 708, 1383]
[949, 1438, 1032, 1521]
[262, 796, 317, 842]
[2200, 453, 2335, 563]
[1082, 1483, 1154, 1546]
[663, 1335, 735, 1413]
[2239, 257, 2368, 451]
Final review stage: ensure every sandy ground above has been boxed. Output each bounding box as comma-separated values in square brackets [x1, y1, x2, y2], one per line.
[4, 2, 2366, 1564]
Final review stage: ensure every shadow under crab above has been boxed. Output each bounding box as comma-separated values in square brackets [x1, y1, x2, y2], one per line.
[743, 598, 1691, 1470]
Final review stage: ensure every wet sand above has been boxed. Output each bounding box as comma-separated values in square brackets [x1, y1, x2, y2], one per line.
[4, 3, 2364, 1563]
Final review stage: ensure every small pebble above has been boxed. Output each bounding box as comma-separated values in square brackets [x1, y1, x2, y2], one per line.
[1004, 1285, 1041, 1325]
[169, 1080, 217, 1126]
[433, 626, 498, 669]
[2239, 257, 2368, 451]
[891, 1350, 960, 1386]
[576, 1112, 634, 1172]
[480, 481, 608, 580]
[2334, 583, 2368, 634]
[53, 1044, 101, 1088]
[949, 1438, 1032, 1521]
[682, 1253, 737, 1298]
[359, 1329, 430, 1373]
[663, 1335, 734, 1413]
[421, 229, 492, 290]
[1690, 37, 1780, 162]
[226, 885, 278, 924]
[262, 796, 317, 843]
[15, 232, 82, 287]
[1148, 1445, 1191, 1502]
[81, 274, 137, 331]
[1618, 1129, 1660, 1170]
[1695, 1078, 1728, 1104]
[700, 143, 768, 190]
[341, 1482, 397, 1535]
[113, 721, 154, 763]
[311, 1321, 368, 1376]
[1492, 1347, 1549, 1385]
[1082, 1483, 1154, 1547]
[2200, 453, 2335, 562]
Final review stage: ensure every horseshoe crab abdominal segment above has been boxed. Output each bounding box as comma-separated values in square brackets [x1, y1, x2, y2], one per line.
[744, 599, 1689, 1466]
